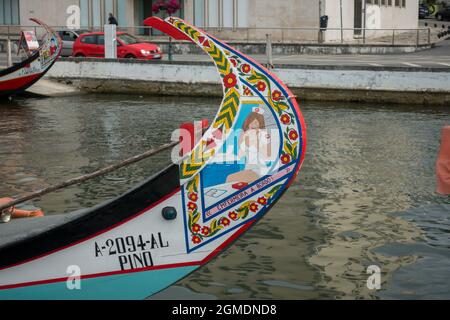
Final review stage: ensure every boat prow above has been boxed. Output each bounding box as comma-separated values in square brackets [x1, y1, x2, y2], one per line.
[0, 19, 62, 98]
[0, 17, 306, 299]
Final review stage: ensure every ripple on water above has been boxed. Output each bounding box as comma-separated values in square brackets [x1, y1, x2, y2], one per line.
[0, 96, 449, 299]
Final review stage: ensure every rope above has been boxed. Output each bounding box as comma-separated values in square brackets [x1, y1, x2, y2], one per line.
[0, 140, 178, 212]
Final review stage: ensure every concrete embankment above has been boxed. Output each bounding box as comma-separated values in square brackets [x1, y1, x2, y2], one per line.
[47, 58, 450, 105]
[152, 41, 434, 55]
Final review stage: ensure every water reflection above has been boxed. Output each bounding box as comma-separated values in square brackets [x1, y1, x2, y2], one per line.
[0, 96, 449, 299]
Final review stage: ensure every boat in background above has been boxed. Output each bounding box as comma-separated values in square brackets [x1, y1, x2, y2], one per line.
[0, 17, 307, 299]
[0, 19, 62, 98]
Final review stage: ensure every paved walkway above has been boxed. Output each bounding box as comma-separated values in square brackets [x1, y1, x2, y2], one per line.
[165, 38, 450, 69]
[1, 39, 449, 70]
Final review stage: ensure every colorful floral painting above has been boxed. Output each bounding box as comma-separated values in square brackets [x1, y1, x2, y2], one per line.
[168, 18, 303, 251]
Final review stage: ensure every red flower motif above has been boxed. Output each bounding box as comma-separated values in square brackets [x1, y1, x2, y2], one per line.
[257, 197, 267, 205]
[192, 235, 202, 244]
[220, 217, 230, 226]
[223, 73, 237, 88]
[192, 224, 201, 233]
[281, 153, 291, 164]
[244, 87, 252, 96]
[288, 129, 298, 141]
[249, 203, 259, 212]
[230, 58, 238, 67]
[256, 81, 267, 92]
[188, 193, 198, 202]
[201, 226, 210, 236]
[187, 202, 197, 211]
[228, 211, 238, 220]
[241, 64, 251, 73]
[272, 90, 282, 101]
[280, 114, 291, 125]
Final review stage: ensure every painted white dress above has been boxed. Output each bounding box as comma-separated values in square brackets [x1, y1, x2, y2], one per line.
[240, 129, 273, 176]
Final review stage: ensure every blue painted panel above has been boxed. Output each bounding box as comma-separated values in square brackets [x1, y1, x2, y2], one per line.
[0, 266, 197, 300]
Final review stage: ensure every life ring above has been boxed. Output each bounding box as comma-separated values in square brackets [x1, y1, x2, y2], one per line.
[0, 197, 44, 221]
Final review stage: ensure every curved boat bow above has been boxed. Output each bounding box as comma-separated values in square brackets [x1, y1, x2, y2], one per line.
[0, 17, 306, 299]
[0, 19, 62, 97]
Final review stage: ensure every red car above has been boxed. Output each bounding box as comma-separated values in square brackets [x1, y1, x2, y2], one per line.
[72, 32, 162, 60]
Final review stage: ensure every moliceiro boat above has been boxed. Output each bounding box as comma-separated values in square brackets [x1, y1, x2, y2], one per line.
[0, 17, 307, 299]
[0, 19, 61, 98]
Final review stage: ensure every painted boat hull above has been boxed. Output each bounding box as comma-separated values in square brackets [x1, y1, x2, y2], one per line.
[0, 17, 307, 299]
[0, 19, 62, 98]
[0, 265, 197, 300]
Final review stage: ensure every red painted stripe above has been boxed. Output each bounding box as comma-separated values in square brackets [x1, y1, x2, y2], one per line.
[0, 260, 200, 290]
[0, 187, 181, 272]
[201, 220, 254, 263]
[0, 73, 41, 91]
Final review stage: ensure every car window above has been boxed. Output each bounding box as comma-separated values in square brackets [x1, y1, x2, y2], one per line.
[117, 34, 140, 45]
[69, 32, 78, 41]
[81, 35, 97, 44]
[60, 31, 77, 42]
[97, 35, 105, 45]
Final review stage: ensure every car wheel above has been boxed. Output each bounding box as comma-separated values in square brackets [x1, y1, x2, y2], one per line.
[125, 54, 136, 59]
[75, 53, 85, 57]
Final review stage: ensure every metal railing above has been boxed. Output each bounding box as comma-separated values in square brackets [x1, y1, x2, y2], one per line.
[0, 24, 440, 44]
[1, 24, 446, 67]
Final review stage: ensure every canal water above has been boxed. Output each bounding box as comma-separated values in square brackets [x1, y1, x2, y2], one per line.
[0, 94, 449, 299]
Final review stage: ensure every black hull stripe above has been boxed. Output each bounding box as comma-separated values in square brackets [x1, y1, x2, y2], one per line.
[0, 52, 40, 78]
[0, 164, 180, 269]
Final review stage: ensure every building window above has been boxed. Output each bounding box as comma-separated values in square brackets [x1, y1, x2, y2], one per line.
[388, 0, 392, 5]
[0, 0, 20, 25]
[236, 0, 248, 28]
[80, 0, 129, 29]
[223, 0, 233, 28]
[402, 0, 406, 7]
[208, 0, 219, 27]
[194, 0, 205, 26]
[395, 0, 400, 6]
[117, 0, 126, 26]
[194, 0, 248, 28]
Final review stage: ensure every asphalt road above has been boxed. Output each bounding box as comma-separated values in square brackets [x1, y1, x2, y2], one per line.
[164, 38, 450, 69]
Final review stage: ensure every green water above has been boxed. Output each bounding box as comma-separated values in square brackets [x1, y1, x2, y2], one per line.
[0, 94, 449, 299]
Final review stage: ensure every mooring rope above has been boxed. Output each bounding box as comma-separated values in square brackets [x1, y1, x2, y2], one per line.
[0, 140, 178, 212]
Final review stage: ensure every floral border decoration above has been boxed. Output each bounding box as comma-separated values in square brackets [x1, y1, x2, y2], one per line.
[187, 183, 283, 245]
[168, 18, 302, 248]
[229, 53, 300, 165]
[170, 18, 242, 180]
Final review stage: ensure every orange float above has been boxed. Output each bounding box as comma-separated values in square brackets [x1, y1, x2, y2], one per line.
[436, 126, 450, 195]
[0, 197, 44, 221]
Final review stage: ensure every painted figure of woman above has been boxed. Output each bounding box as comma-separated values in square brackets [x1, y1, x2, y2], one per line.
[226, 107, 272, 184]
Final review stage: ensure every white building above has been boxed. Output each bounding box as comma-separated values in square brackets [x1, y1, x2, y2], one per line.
[0, 0, 419, 42]
[324, 0, 420, 42]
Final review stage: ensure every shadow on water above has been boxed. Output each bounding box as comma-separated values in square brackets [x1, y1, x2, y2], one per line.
[0, 94, 449, 299]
